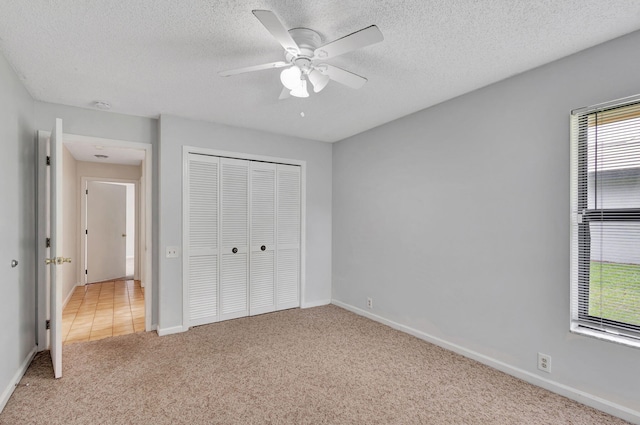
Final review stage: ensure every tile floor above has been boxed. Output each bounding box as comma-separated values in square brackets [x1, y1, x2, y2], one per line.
[62, 279, 145, 345]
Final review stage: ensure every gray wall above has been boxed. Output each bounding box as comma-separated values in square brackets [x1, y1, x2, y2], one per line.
[35, 102, 159, 325]
[62, 145, 78, 303]
[0, 53, 35, 409]
[332, 31, 640, 417]
[158, 115, 332, 331]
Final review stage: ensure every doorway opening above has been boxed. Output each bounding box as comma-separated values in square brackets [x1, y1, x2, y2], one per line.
[37, 130, 153, 352]
[61, 177, 144, 344]
[83, 180, 138, 285]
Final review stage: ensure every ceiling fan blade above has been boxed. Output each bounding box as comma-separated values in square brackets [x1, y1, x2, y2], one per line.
[278, 87, 291, 100]
[321, 65, 368, 89]
[314, 25, 383, 60]
[218, 61, 288, 77]
[252, 10, 300, 54]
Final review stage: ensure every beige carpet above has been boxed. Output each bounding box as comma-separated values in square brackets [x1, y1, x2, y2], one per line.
[0, 305, 630, 424]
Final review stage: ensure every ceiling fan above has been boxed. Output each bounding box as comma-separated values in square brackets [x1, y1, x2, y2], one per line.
[219, 10, 384, 99]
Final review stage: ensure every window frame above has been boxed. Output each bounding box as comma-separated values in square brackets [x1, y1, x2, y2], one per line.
[570, 97, 640, 348]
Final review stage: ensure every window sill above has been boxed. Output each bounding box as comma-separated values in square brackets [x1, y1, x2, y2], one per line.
[571, 325, 640, 349]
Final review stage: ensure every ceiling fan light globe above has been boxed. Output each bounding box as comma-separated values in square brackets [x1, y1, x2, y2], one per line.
[309, 70, 330, 93]
[290, 79, 309, 98]
[280, 67, 302, 90]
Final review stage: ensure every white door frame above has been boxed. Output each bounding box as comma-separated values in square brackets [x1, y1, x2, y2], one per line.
[47, 119, 64, 378]
[37, 131, 153, 348]
[82, 178, 140, 284]
[36, 131, 48, 351]
[181, 146, 307, 329]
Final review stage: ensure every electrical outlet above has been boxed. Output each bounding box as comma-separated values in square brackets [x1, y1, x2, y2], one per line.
[166, 246, 179, 258]
[538, 353, 551, 373]
[367, 297, 373, 309]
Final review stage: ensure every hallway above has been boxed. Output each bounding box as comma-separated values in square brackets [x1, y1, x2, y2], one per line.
[62, 279, 145, 344]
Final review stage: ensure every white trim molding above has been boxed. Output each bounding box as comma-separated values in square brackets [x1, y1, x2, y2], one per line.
[302, 299, 331, 309]
[157, 325, 187, 337]
[331, 299, 640, 425]
[0, 346, 37, 413]
[62, 284, 77, 309]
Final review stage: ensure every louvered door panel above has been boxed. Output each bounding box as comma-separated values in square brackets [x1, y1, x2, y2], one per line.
[189, 256, 217, 325]
[185, 155, 219, 326]
[276, 164, 301, 310]
[220, 253, 248, 317]
[277, 249, 299, 308]
[250, 163, 276, 315]
[189, 161, 218, 253]
[222, 160, 248, 247]
[251, 165, 276, 247]
[250, 251, 275, 313]
[220, 158, 249, 320]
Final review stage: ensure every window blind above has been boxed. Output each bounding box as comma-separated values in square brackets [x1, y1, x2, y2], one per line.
[570, 98, 640, 344]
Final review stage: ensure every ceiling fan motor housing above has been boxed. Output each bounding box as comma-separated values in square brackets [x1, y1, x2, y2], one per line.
[286, 28, 323, 73]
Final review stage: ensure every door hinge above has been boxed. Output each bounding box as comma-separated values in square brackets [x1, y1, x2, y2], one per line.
[85, 229, 88, 235]
[46, 238, 50, 248]
[46, 156, 50, 166]
[85, 269, 88, 275]
[86, 189, 88, 195]
[46, 320, 50, 330]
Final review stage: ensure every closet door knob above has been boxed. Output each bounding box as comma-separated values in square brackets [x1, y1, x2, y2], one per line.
[261, 245, 266, 251]
[232, 247, 238, 254]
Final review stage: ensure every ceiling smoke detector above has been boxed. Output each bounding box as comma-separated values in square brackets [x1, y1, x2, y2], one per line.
[93, 101, 111, 110]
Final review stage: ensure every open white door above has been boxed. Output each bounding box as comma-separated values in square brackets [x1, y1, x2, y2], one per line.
[47, 118, 65, 379]
[86, 181, 127, 282]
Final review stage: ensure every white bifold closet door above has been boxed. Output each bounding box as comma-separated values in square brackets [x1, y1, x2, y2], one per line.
[276, 164, 301, 310]
[185, 153, 301, 328]
[219, 158, 249, 321]
[249, 162, 276, 316]
[185, 155, 219, 327]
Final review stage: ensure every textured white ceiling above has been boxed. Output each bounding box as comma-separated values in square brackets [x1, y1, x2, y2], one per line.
[2, 1, 640, 142]
[64, 137, 144, 166]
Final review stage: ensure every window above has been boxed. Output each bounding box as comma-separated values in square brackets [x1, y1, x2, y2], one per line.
[571, 97, 640, 347]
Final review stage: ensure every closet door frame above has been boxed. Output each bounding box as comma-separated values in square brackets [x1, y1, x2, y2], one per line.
[182, 146, 306, 329]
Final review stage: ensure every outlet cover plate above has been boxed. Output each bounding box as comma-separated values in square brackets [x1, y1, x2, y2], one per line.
[537, 352, 551, 373]
[166, 246, 180, 258]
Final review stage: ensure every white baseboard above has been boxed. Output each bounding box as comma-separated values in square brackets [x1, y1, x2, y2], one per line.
[0, 345, 37, 414]
[157, 325, 186, 336]
[62, 284, 79, 310]
[331, 299, 640, 425]
[302, 299, 331, 309]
